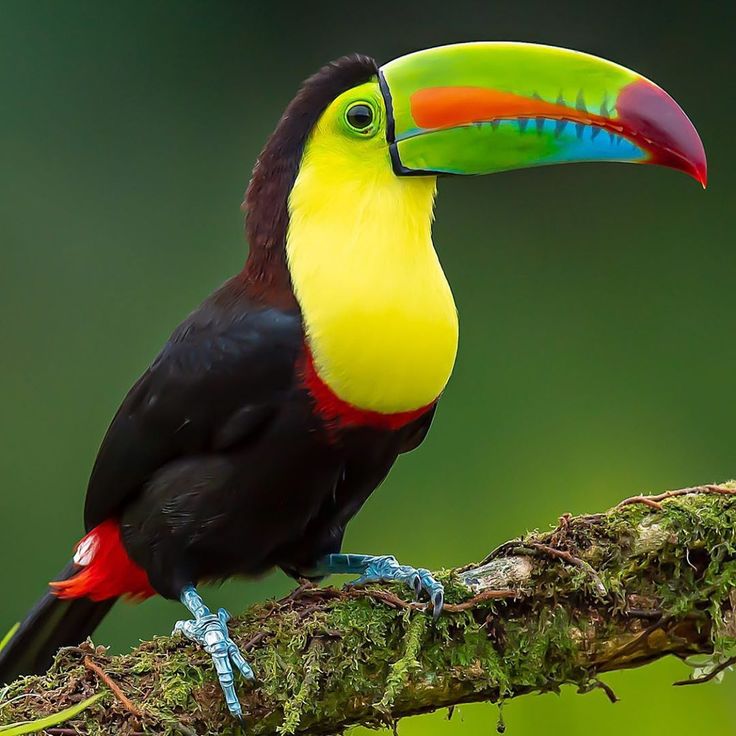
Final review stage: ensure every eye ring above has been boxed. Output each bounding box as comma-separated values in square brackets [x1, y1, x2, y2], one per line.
[344, 102, 377, 135]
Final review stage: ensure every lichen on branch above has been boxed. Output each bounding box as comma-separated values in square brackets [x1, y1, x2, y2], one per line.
[2, 484, 736, 736]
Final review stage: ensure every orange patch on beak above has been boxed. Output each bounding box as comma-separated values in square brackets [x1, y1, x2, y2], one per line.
[410, 86, 614, 131]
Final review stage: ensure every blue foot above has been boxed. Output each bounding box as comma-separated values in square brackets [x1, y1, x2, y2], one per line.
[314, 553, 444, 620]
[174, 585, 253, 719]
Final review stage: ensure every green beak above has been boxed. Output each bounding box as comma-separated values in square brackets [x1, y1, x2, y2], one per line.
[379, 42, 706, 186]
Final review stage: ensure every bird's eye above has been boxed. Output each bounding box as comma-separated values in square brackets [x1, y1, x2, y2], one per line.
[345, 103, 374, 133]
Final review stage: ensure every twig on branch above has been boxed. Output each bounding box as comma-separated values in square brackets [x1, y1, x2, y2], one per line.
[2, 483, 736, 735]
[526, 542, 607, 597]
[616, 484, 735, 510]
[83, 655, 145, 718]
[674, 654, 736, 686]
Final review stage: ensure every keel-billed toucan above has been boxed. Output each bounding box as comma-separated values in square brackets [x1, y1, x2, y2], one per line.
[0, 43, 705, 717]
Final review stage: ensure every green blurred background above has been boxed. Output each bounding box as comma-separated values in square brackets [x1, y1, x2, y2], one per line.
[1, 1, 733, 733]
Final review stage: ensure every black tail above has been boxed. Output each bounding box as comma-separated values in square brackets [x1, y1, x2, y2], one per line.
[0, 563, 116, 684]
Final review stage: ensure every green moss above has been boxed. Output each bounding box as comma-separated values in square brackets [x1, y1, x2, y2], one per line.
[377, 612, 426, 713]
[129, 650, 156, 675]
[159, 653, 205, 710]
[278, 640, 324, 735]
[434, 570, 472, 604]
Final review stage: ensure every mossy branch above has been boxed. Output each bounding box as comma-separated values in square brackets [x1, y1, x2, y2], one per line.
[3, 484, 736, 735]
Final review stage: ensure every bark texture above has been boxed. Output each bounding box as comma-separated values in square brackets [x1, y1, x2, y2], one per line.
[2, 484, 736, 736]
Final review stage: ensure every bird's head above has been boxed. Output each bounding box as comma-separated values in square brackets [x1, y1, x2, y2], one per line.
[243, 42, 706, 293]
[291, 42, 707, 183]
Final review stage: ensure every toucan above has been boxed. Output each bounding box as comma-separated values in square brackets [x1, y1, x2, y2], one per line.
[0, 42, 706, 718]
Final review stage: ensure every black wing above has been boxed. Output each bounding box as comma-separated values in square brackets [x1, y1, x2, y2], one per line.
[83, 285, 303, 531]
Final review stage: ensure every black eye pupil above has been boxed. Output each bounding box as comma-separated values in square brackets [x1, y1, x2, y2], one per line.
[347, 104, 373, 130]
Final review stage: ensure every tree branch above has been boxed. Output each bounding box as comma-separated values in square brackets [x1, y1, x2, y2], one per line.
[3, 483, 736, 735]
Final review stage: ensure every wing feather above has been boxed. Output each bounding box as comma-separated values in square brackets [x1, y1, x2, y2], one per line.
[83, 287, 302, 530]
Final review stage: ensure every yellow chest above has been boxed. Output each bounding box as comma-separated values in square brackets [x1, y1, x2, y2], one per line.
[287, 163, 458, 415]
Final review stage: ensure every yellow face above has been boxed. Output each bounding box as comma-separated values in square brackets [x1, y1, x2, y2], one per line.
[290, 81, 394, 195]
[286, 81, 459, 415]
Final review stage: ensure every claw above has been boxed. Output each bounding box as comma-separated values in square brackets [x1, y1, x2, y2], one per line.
[176, 586, 254, 719]
[432, 590, 444, 621]
[347, 555, 445, 620]
[314, 554, 445, 620]
[229, 644, 255, 680]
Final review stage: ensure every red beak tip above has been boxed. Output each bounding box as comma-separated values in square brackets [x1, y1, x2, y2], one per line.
[618, 80, 707, 190]
[691, 161, 708, 189]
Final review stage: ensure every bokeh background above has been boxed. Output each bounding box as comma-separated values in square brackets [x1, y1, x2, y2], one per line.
[1, 1, 733, 733]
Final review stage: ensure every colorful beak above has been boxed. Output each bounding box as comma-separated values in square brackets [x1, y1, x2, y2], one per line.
[379, 42, 706, 186]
